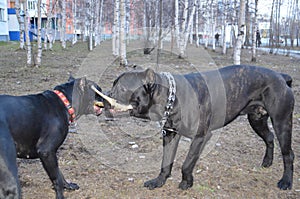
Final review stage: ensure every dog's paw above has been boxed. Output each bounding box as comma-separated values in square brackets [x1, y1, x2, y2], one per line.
[277, 178, 292, 190]
[261, 158, 273, 168]
[144, 177, 166, 190]
[178, 180, 193, 190]
[64, 182, 79, 191]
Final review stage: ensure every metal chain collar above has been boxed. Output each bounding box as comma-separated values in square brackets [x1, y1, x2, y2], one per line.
[160, 72, 176, 136]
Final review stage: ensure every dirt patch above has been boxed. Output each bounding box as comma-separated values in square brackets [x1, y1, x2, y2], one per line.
[0, 42, 299, 198]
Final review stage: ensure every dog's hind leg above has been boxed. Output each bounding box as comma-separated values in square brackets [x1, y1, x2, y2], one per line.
[144, 131, 181, 190]
[264, 87, 294, 190]
[37, 149, 65, 199]
[271, 114, 294, 190]
[248, 112, 274, 167]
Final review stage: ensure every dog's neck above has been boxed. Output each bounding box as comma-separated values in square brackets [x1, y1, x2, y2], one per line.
[53, 90, 76, 123]
[158, 72, 177, 135]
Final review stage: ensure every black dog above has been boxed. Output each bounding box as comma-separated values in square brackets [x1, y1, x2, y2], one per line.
[105, 65, 294, 190]
[0, 77, 103, 199]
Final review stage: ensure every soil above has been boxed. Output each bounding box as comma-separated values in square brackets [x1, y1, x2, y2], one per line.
[0, 41, 299, 199]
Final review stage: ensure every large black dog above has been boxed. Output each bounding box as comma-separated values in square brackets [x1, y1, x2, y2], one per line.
[104, 65, 294, 191]
[0, 77, 103, 199]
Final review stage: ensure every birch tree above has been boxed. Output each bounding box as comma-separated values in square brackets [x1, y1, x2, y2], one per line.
[61, 0, 66, 49]
[233, 0, 245, 65]
[94, 0, 104, 46]
[156, 0, 163, 67]
[178, 0, 197, 58]
[222, 0, 228, 54]
[35, 0, 42, 67]
[72, 0, 77, 45]
[269, 0, 275, 53]
[24, 0, 32, 66]
[15, 0, 25, 49]
[195, 0, 200, 47]
[112, 0, 120, 56]
[174, 0, 180, 48]
[44, 0, 55, 50]
[251, 0, 258, 62]
[119, 0, 127, 66]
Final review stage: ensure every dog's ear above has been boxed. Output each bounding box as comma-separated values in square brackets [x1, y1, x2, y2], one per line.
[144, 68, 156, 85]
[78, 77, 87, 92]
[68, 75, 75, 82]
[143, 68, 156, 97]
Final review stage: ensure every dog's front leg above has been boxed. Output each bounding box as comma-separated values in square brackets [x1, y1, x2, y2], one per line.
[144, 131, 181, 190]
[179, 132, 212, 190]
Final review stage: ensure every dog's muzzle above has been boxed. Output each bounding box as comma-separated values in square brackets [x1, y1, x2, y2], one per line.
[91, 85, 133, 112]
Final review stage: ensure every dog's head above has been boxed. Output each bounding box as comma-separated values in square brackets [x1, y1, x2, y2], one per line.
[55, 77, 104, 118]
[101, 68, 159, 119]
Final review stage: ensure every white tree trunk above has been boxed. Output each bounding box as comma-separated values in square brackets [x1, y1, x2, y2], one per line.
[88, 0, 94, 51]
[35, 0, 42, 67]
[195, 0, 200, 47]
[24, 0, 32, 66]
[98, 0, 104, 45]
[222, 0, 227, 54]
[15, 0, 25, 49]
[179, 0, 197, 58]
[174, 0, 180, 48]
[233, 0, 246, 65]
[94, 0, 103, 46]
[61, 0, 66, 49]
[44, 0, 54, 50]
[112, 0, 120, 56]
[251, 0, 258, 62]
[211, 0, 216, 51]
[72, 0, 77, 45]
[119, 0, 127, 66]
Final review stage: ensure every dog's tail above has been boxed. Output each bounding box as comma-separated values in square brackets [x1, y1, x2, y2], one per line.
[281, 73, 292, 88]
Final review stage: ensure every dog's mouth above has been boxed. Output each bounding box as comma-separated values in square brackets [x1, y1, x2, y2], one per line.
[94, 101, 104, 116]
[91, 85, 133, 112]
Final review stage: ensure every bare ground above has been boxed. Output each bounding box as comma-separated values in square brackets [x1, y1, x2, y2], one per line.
[0, 41, 300, 199]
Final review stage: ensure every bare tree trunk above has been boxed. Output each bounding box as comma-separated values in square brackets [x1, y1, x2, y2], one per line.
[119, 0, 127, 66]
[35, 0, 43, 67]
[98, 0, 104, 45]
[195, 0, 200, 47]
[112, 0, 120, 56]
[156, 0, 163, 69]
[61, 0, 66, 49]
[233, 0, 245, 65]
[174, 0, 180, 48]
[178, 0, 197, 58]
[269, 0, 275, 53]
[178, 0, 188, 57]
[72, 0, 77, 45]
[88, 0, 94, 51]
[244, 0, 251, 46]
[211, 0, 216, 51]
[24, 0, 32, 66]
[94, 0, 103, 46]
[251, 0, 258, 62]
[15, 0, 25, 49]
[44, 0, 55, 50]
[222, 0, 227, 54]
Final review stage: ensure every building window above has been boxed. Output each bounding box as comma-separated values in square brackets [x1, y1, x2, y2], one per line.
[0, 8, 5, 22]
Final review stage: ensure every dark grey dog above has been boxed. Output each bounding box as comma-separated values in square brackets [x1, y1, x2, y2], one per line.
[103, 65, 294, 190]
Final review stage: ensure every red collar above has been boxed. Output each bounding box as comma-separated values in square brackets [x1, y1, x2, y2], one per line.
[53, 90, 76, 123]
